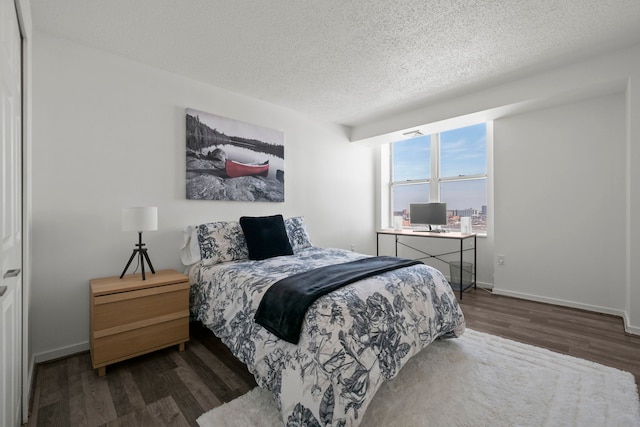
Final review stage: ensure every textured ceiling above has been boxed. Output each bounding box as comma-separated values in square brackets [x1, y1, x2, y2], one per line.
[30, 0, 640, 127]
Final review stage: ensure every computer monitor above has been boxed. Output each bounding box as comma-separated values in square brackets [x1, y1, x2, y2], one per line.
[409, 202, 447, 232]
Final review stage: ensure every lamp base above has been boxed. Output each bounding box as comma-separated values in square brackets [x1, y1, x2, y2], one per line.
[120, 232, 156, 280]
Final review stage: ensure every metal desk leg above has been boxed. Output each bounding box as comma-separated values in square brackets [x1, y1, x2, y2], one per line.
[395, 235, 398, 257]
[474, 235, 477, 291]
[459, 238, 463, 300]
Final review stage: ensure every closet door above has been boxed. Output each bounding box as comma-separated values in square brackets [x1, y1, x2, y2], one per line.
[0, 0, 23, 425]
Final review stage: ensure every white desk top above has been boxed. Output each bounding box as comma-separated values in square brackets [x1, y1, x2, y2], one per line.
[377, 229, 476, 239]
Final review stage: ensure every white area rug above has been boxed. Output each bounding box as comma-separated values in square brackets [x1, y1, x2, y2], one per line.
[197, 329, 640, 427]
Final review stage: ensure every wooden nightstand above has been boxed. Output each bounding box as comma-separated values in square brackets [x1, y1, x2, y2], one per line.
[89, 269, 190, 376]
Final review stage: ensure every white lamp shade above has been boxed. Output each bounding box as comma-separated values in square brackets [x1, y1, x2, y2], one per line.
[122, 207, 158, 232]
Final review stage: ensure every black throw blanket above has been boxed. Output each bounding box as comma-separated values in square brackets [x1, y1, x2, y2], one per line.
[254, 256, 422, 344]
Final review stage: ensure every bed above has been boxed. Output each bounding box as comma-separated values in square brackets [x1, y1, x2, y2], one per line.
[183, 215, 465, 426]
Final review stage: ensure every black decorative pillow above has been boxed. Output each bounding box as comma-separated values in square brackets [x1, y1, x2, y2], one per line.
[239, 215, 294, 261]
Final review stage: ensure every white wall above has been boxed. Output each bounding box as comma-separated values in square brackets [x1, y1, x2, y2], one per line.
[31, 33, 377, 361]
[361, 43, 640, 335]
[30, 34, 640, 364]
[629, 70, 640, 336]
[493, 93, 627, 315]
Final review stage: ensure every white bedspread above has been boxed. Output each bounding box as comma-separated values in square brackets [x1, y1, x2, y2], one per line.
[189, 247, 465, 426]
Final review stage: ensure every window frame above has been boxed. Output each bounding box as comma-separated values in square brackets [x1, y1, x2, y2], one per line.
[389, 125, 488, 234]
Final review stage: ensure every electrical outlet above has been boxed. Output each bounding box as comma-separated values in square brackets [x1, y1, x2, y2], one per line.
[497, 255, 505, 266]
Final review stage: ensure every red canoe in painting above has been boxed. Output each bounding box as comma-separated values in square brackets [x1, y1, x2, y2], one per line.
[225, 159, 269, 178]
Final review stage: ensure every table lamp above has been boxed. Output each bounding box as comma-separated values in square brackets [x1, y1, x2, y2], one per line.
[120, 206, 157, 280]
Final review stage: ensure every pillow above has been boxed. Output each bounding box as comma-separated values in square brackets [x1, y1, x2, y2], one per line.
[284, 216, 312, 251]
[239, 214, 294, 261]
[180, 225, 201, 265]
[197, 221, 249, 266]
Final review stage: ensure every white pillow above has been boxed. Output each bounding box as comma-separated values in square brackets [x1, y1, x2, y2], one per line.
[179, 225, 201, 266]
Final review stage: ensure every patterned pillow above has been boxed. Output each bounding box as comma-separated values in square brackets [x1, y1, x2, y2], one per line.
[197, 221, 249, 265]
[284, 216, 312, 251]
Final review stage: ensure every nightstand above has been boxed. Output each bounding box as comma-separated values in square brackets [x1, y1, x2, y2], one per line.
[89, 269, 190, 376]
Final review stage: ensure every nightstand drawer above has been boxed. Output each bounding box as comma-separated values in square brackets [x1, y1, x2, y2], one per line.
[92, 317, 189, 366]
[89, 269, 190, 376]
[93, 282, 189, 331]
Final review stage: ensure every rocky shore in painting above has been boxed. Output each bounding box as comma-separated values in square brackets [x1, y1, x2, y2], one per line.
[186, 153, 284, 202]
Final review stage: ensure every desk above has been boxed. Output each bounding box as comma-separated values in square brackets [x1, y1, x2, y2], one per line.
[376, 229, 477, 299]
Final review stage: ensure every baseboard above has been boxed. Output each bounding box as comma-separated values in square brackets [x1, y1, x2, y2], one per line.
[492, 287, 639, 336]
[475, 281, 493, 290]
[33, 341, 89, 364]
[622, 312, 640, 336]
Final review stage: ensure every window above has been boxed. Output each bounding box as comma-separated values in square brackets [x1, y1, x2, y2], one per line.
[390, 123, 487, 233]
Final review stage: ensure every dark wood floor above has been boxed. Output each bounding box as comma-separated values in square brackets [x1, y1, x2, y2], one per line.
[460, 288, 640, 387]
[26, 289, 640, 426]
[26, 323, 257, 427]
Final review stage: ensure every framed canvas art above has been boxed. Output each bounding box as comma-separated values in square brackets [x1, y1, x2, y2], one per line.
[186, 108, 284, 202]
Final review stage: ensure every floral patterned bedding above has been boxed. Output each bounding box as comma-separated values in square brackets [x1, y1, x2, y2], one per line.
[189, 246, 465, 426]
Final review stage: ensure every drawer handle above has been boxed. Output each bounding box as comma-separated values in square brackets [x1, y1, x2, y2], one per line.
[0, 286, 6, 297]
[3, 268, 21, 278]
